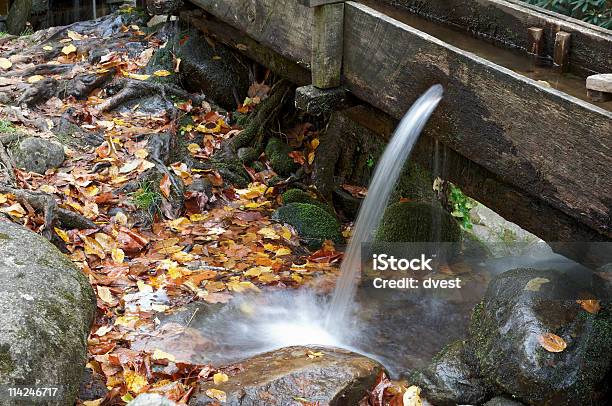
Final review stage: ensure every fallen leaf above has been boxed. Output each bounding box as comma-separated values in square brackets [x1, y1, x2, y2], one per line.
[97, 286, 115, 304]
[160, 174, 171, 198]
[0, 58, 12, 70]
[576, 299, 600, 314]
[403, 386, 422, 406]
[524, 277, 549, 292]
[153, 69, 172, 77]
[61, 44, 77, 55]
[206, 389, 227, 402]
[152, 348, 176, 362]
[213, 372, 229, 384]
[538, 332, 567, 353]
[27, 75, 45, 83]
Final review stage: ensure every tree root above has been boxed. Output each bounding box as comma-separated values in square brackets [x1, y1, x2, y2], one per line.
[98, 78, 207, 113]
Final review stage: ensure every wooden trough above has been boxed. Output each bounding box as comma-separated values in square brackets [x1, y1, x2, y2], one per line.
[184, 0, 612, 243]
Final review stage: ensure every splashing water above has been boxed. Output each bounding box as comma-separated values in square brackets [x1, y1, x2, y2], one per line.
[325, 84, 444, 330]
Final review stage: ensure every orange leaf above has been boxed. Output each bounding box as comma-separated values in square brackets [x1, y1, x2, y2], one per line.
[576, 299, 600, 314]
[160, 174, 171, 199]
[538, 333, 567, 353]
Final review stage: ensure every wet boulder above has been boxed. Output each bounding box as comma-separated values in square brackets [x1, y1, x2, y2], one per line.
[411, 340, 489, 406]
[272, 202, 343, 249]
[12, 136, 65, 174]
[0, 220, 95, 405]
[265, 137, 300, 176]
[282, 188, 333, 213]
[484, 397, 526, 406]
[470, 268, 612, 405]
[189, 346, 384, 406]
[375, 201, 461, 243]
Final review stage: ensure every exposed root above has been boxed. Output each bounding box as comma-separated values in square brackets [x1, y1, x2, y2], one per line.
[98, 78, 207, 113]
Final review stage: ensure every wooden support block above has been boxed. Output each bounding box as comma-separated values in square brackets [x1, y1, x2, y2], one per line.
[527, 27, 544, 55]
[298, 0, 343, 6]
[295, 84, 347, 115]
[312, 3, 344, 89]
[553, 31, 571, 72]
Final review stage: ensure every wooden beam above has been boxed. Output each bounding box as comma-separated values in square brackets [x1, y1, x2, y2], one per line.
[553, 31, 571, 72]
[312, 3, 344, 88]
[373, 0, 612, 76]
[527, 27, 544, 64]
[343, 1, 612, 238]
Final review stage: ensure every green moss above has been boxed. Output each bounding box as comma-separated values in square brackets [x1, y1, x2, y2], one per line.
[0, 344, 14, 374]
[391, 162, 435, 203]
[210, 158, 250, 187]
[375, 201, 461, 242]
[265, 138, 299, 176]
[0, 120, 16, 133]
[272, 203, 343, 249]
[0, 232, 10, 240]
[282, 189, 333, 213]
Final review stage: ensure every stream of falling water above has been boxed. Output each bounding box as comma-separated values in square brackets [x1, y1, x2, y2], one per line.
[324, 84, 444, 331]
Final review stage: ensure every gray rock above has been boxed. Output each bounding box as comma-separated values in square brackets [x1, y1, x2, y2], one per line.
[470, 268, 612, 405]
[411, 340, 488, 406]
[0, 220, 95, 406]
[484, 396, 526, 406]
[295, 85, 347, 116]
[12, 137, 65, 174]
[189, 346, 384, 406]
[128, 393, 178, 406]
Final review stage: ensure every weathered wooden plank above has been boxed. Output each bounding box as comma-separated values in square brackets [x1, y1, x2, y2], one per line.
[343, 2, 612, 238]
[312, 3, 344, 88]
[180, 9, 311, 85]
[188, 0, 313, 68]
[343, 104, 607, 244]
[378, 0, 612, 76]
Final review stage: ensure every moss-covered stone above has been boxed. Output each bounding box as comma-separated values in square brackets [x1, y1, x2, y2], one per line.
[282, 189, 333, 214]
[272, 203, 343, 249]
[237, 147, 259, 164]
[391, 161, 435, 203]
[265, 138, 299, 176]
[209, 158, 250, 188]
[375, 201, 461, 242]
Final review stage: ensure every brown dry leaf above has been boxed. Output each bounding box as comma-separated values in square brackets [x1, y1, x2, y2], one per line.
[160, 174, 171, 199]
[576, 299, 600, 314]
[538, 332, 567, 353]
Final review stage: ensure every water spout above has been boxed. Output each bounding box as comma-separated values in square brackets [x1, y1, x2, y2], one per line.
[325, 84, 444, 330]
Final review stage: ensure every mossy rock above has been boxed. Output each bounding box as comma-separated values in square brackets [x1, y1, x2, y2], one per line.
[282, 189, 333, 214]
[391, 161, 435, 203]
[469, 268, 612, 405]
[237, 147, 259, 164]
[375, 201, 461, 243]
[210, 158, 250, 188]
[272, 203, 343, 249]
[265, 138, 299, 176]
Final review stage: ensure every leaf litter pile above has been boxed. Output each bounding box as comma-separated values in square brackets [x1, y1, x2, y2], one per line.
[0, 9, 420, 406]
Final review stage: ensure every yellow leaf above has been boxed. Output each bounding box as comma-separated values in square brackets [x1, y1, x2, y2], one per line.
[538, 332, 567, 353]
[67, 30, 84, 40]
[226, 280, 260, 293]
[307, 151, 315, 165]
[42, 45, 53, 51]
[275, 247, 291, 257]
[0, 58, 12, 70]
[0, 203, 26, 218]
[127, 72, 150, 81]
[152, 348, 176, 362]
[306, 350, 323, 359]
[97, 286, 115, 304]
[61, 44, 77, 55]
[206, 389, 227, 402]
[115, 315, 139, 327]
[236, 183, 267, 199]
[403, 386, 422, 406]
[189, 213, 208, 222]
[258, 273, 279, 283]
[213, 372, 229, 385]
[311, 138, 320, 149]
[153, 69, 172, 77]
[0, 194, 7, 203]
[524, 277, 549, 292]
[137, 280, 153, 293]
[124, 370, 148, 393]
[83, 399, 103, 406]
[27, 75, 45, 83]
[54, 227, 70, 242]
[187, 143, 201, 154]
[280, 227, 292, 240]
[134, 148, 149, 159]
[84, 236, 106, 259]
[257, 227, 279, 240]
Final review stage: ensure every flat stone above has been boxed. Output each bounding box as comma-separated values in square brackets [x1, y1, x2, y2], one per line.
[295, 85, 347, 116]
[586, 73, 612, 93]
[12, 136, 65, 174]
[189, 346, 384, 406]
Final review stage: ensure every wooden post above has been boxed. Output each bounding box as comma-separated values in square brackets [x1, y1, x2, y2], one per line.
[527, 27, 544, 65]
[553, 31, 571, 72]
[300, 0, 344, 89]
